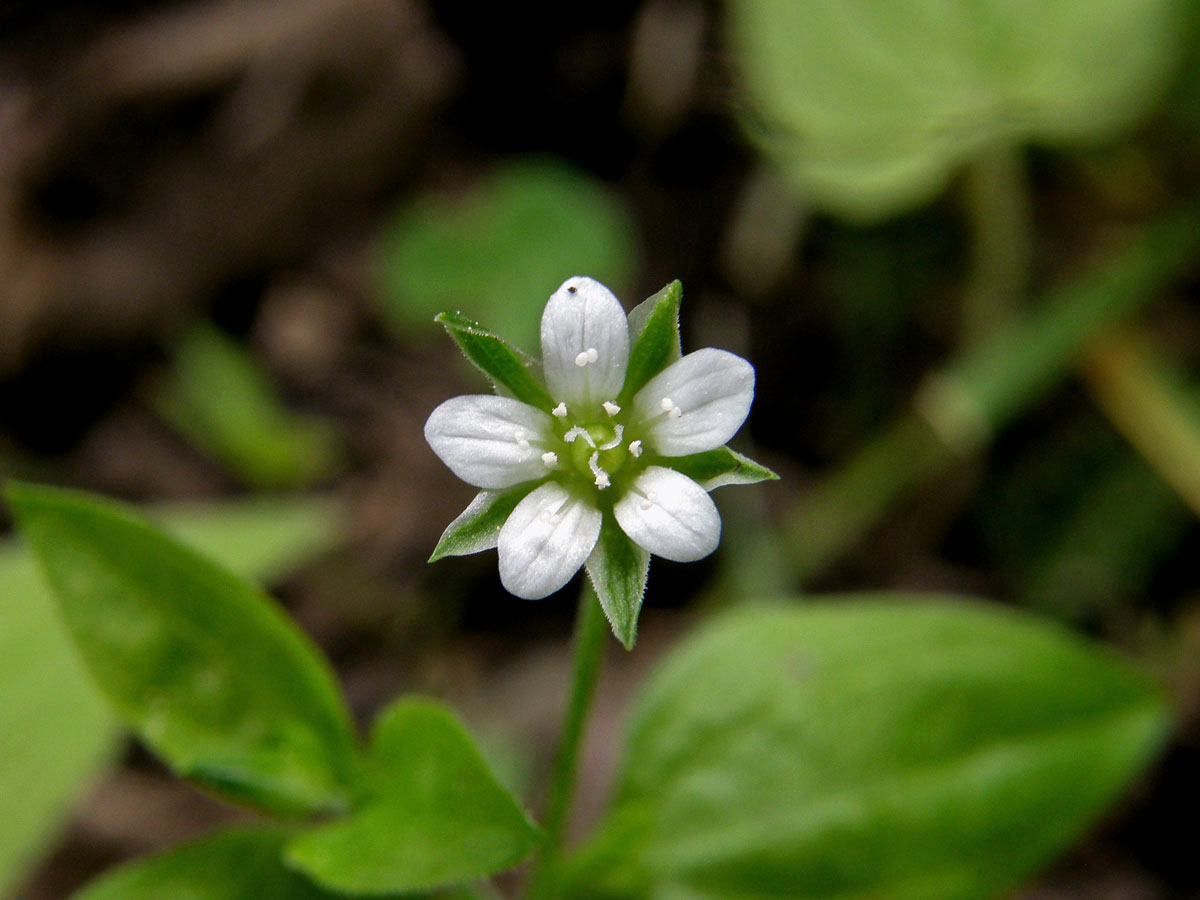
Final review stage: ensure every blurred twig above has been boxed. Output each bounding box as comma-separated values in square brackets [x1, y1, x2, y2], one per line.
[1082, 331, 1200, 517]
[771, 206, 1200, 587]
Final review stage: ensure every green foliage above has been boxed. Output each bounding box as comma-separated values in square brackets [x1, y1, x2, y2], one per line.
[0, 493, 339, 899]
[429, 487, 534, 562]
[71, 828, 345, 900]
[435, 311, 555, 410]
[566, 598, 1170, 900]
[156, 323, 340, 489]
[6, 482, 358, 817]
[379, 158, 638, 352]
[585, 517, 650, 651]
[286, 698, 542, 894]
[620, 281, 683, 406]
[729, 0, 1184, 220]
[664, 447, 778, 491]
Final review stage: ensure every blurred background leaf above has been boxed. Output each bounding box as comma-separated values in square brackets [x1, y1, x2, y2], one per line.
[155, 323, 341, 490]
[376, 157, 638, 352]
[728, 0, 1185, 221]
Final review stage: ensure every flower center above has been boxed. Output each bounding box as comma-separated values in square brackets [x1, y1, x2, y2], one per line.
[542, 400, 647, 493]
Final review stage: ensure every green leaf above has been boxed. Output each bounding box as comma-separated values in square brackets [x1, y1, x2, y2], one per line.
[663, 447, 779, 491]
[436, 311, 555, 410]
[71, 827, 346, 900]
[0, 544, 116, 900]
[567, 597, 1170, 900]
[585, 517, 651, 650]
[0, 494, 338, 898]
[155, 323, 341, 489]
[377, 157, 637, 352]
[5, 482, 358, 817]
[621, 281, 683, 405]
[429, 486, 535, 563]
[286, 698, 541, 894]
[729, 0, 1184, 221]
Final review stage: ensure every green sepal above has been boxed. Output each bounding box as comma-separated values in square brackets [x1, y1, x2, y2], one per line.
[585, 516, 650, 650]
[429, 485, 537, 562]
[436, 311, 554, 410]
[70, 827, 344, 900]
[5, 481, 359, 818]
[285, 698, 542, 894]
[663, 446, 779, 490]
[620, 281, 683, 405]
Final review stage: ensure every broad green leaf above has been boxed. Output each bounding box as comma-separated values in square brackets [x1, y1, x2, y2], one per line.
[429, 487, 535, 562]
[6, 482, 358, 817]
[436, 311, 555, 410]
[72, 828, 346, 900]
[155, 323, 341, 489]
[0, 494, 339, 899]
[286, 698, 541, 894]
[567, 597, 1170, 900]
[730, 0, 1184, 221]
[0, 545, 115, 900]
[585, 517, 650, 650]
[620, 281, 683, 406]
[378, 157, 637, 351]
[663, 447, 778, 491]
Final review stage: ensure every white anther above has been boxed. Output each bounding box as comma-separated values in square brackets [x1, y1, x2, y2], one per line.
[603, 400, 621, 416]
[517, 439, 531, 452]
[660, 397, 674, 411]
[598, 424, 624, 451]
[563, 426, 595, 447]
[588, 451, 611, 489]
[574, 347, 600, 367]
[668, 405, 682, 418]
[587, 348, 598, 362]
[541, 451, 558, 467]
[551, 402, 568, 418]
[629, 439, 643, 458]
[640, 499, 653, 511]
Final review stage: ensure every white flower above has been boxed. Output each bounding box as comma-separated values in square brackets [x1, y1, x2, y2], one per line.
[425, 276, 764, 602]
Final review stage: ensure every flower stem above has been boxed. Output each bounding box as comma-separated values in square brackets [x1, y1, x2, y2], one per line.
[527, 583, 608, 900]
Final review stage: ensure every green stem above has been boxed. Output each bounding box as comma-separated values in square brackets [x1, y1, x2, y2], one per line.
[961, 144, 1032, 345]
[527, 584, 608, 900]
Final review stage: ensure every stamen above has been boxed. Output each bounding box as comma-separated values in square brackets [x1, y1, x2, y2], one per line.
[628, 439, 643, 458]
[551, 402, 568, 418]
[563, 426, 596, 447]
[658, 396, 683, 419]
[602, 400, 621, 416]
[541, 451, 558, 467]
[517, 439, 531, 452]
[598, 424, 624, 451]
[588, 451, 611, 489]
[574, 347, 599, 367]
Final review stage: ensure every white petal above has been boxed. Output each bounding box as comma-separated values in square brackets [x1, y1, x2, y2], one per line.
[614, 466, 720, 562]
[424, 395, 554, 489]
[541, 276, 629, 410]
[632, 348, 754, 455]
[498, 482, 602, 599]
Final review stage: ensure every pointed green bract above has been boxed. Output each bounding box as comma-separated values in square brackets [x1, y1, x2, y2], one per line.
[429, 486, 536, 562]
[664, 447, 779, 490]
[6, 482, 358, 817]
[621, 281, 683, 405]
[567, 597, 1170, 900]
[585, 517, 651, 650]
[436, 311, 554, 410]
[286, 698, 542, 894]
[72, 828, 346, 900]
